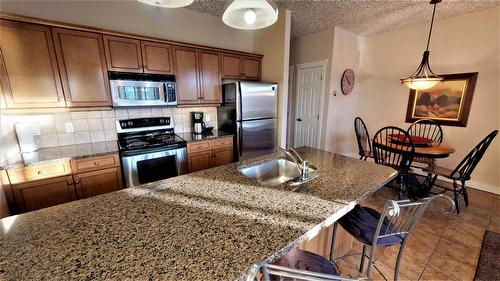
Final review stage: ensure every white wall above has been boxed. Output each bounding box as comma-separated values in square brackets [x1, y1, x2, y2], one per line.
[357, 8, 500, 193]
[253, 9, 292, 148]
[0, 0, 254, 52]
[324, 27, 361, 154]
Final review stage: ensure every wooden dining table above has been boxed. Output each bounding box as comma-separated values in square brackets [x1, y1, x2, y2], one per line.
[374, 138, 456, 159]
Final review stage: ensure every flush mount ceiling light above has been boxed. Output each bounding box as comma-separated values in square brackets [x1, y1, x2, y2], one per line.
[400, 0, 443, 90]
[222, 0, 278, 30]
[137, 0, 194, 8]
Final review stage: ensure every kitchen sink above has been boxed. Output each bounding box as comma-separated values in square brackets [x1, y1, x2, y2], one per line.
[239, 158, 318, 186]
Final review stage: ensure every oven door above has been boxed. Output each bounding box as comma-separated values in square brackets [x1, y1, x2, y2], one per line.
[121, 147, 188, 187]
[110, 80, 166, 107]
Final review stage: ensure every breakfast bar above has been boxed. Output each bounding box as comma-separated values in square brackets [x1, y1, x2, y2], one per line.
[0, 147, 397, 280]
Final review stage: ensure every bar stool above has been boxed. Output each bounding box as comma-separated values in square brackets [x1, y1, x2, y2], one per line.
[354, 117, 373, 160]
[331, 197, 445, 281]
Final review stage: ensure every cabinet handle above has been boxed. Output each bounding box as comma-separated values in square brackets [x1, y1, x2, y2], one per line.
[143, 64, 148, 68]
[94, 161, 100, 165]
[37, 170, 43, 175]
[67, 179, 74, 185]
[57, 97, 64, 101]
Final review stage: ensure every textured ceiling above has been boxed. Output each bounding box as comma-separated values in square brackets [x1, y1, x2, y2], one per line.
[188, 0, 500, 37]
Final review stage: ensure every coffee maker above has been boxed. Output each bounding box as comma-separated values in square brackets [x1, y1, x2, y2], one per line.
[191, 112, 206, 134]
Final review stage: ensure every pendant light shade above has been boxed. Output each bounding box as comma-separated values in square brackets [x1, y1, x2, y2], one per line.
[401, 0, 443, 90]
[137, 0, 194, 8]
[222, 0, 278, 30]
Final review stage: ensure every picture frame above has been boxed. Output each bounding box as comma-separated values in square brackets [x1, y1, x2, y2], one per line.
[405, 72, 478, 127]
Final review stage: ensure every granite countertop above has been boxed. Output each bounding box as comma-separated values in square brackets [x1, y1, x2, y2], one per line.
[0, 147, 397, 280]
[0, 141, 119, 170]
[178, 130, 234, 143]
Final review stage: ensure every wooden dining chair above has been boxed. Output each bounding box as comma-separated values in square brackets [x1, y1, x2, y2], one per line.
[423, 130, 498, 213]
[372, 126, 415, 199]
[407, 119, 444, 167]
[354, 117, 373, 160]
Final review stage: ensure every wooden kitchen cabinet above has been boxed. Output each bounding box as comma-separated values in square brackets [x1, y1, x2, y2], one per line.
[173, 46, 200, 104]
[11, 175, 76, 213]
[71, 154, 123, 198]
[174, 47, 222, 105]
[221, 53, 261, 80]
[141, 41, 173, 74]
[187, 138, 234, 173]
[0, 20, 65, 109]
[221, 53, 242, 79]
[52, 28, 111, 107]
[198, 50, 222, 103]
[242, 57, 261, 80]
[74, 167, 122, 199]
[103, 35, 143, 73]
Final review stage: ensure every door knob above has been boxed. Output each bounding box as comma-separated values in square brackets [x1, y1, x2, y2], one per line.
[296, 118, 302, 122]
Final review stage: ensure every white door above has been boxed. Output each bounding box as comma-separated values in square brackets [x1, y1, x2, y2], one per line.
[294, 65, 324, 148]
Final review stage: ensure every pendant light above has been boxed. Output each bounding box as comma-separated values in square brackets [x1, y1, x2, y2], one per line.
[137, 0, 194, 8]
[222, 0, 278, 30]
[401, 0, 443, 90]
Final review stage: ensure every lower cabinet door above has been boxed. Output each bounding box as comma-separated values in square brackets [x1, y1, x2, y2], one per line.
[212, 149, 233, 167]
[12, 176, 76, 212]
[188, 151, 212, 173]
[74, 167, 123, 199]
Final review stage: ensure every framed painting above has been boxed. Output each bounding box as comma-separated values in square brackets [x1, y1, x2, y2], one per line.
[405, 72, 478, 127]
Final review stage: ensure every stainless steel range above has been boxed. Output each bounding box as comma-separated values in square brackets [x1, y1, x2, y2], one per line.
[117, 117, 188, 187]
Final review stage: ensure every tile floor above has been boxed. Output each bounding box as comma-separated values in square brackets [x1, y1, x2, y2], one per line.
[336, 183, 499, 281]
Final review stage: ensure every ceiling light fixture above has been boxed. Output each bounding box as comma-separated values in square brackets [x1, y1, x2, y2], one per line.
[400, 0, 443, 90]
[223, 0, 278, 30]
[137, 0, 194, 8]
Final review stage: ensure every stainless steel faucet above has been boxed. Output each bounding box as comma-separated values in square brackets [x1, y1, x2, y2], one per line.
[275, 146, 308, 179]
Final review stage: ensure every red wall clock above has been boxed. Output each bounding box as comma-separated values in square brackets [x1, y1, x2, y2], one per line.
[341, 68, 355, 95]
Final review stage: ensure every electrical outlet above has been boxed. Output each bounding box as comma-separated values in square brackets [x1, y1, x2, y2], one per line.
[205, 114, 211, 122]
[65, 122, 75, 133]
[30, 125, 41, 136]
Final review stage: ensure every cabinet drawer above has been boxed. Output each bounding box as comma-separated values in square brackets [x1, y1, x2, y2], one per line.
[7, 161, 72, 185]
[71, 154, 120, 174]
[212, 137, 233, 150]
[187, 140, 212, 154]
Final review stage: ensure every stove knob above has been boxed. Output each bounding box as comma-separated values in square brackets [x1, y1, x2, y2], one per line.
[160, 119, 165, 124]
[121, 122, 127, 128]
[128, 121, 133, 126]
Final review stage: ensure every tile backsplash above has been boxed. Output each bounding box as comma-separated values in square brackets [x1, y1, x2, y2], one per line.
[0, 107, 217, 163]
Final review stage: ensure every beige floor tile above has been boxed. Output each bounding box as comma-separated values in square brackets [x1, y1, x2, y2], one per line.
[428, 238, 479, 281]
[419, 264, 459, 281]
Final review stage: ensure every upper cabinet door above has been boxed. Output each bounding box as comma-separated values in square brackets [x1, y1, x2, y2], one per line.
[243, 57, 261, 80]
[221, 53, 242, 79]
[52, 28, 111, 107]
[103, 35, 142, 73]
[141, 41, 173, 74]
[0, 20, 65, 108]
[173, 46, 200, 105]
[198, 50, 222, 104]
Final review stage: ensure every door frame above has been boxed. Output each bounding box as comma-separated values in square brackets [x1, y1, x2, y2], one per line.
[292, 59, 327, 149]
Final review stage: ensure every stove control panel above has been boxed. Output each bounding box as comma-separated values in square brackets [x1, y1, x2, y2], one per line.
[116, 117, 174, 133]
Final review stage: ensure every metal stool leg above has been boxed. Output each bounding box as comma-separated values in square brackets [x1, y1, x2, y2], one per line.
[329, 222, 339, 261]
[394, 240, 410, 281]
[359, 245, 367, 273]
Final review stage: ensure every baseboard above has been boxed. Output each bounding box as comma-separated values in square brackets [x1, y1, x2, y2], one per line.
[412, 170, 500, 195]
[341, 152, 500, 195]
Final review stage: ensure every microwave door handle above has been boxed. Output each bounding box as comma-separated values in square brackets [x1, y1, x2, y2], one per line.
[161, 83, 167, 102]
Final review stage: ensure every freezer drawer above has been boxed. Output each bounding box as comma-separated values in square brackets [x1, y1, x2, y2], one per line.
[239, 81, 277, 121]
[238, 118, 276, 160]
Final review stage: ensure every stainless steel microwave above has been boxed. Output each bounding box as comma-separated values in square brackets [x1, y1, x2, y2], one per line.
[109, 72, 177, 107]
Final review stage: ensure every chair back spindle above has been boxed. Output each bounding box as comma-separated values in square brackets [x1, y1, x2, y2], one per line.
[354, 117, 372, 160]
[407, 119, 443, 143]
[450, 130, 498, 181]
[372, 126, 415, 172]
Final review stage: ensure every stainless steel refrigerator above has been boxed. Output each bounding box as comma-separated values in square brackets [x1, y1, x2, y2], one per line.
[217, 81, 277, 161]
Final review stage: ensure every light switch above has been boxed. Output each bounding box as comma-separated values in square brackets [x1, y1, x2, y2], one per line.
[205, 114, 211, 122]
[30, 125, 41, 136]
[65, 122, 75, 133]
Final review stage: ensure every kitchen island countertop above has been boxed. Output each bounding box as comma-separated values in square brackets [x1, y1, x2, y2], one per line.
[0, 147, 397, 281]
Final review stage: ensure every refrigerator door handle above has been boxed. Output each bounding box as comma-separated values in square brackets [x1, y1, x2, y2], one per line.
[237, 122, 243, 157]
